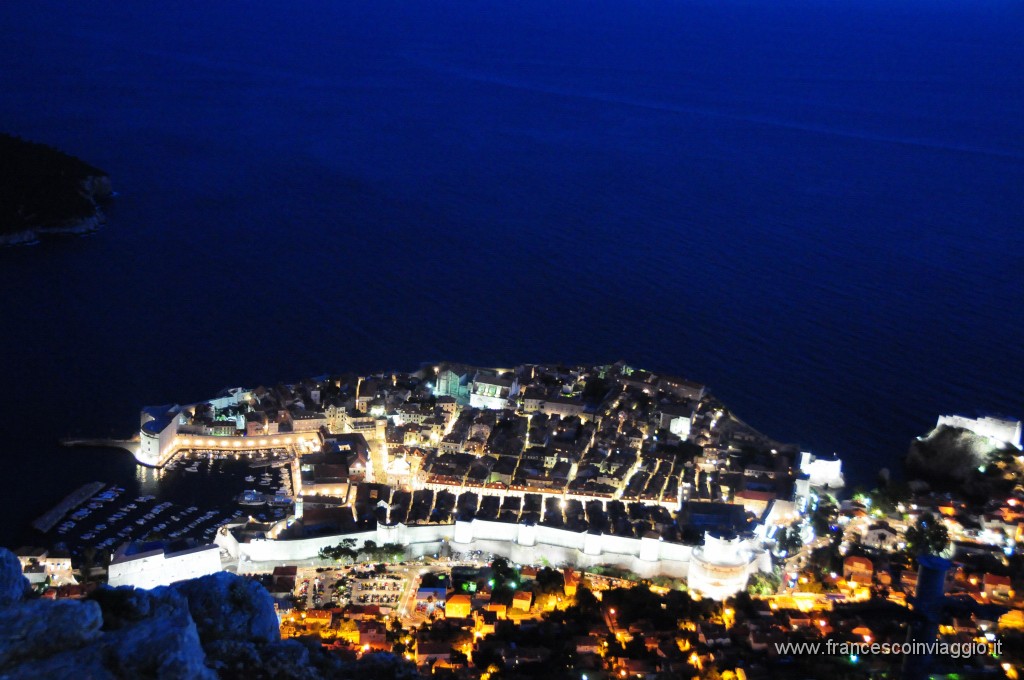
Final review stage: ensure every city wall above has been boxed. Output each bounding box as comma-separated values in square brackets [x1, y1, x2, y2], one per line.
[219, 519, 693, 578]
[139, 426, 320, 467]
[108, 545, 222, 589]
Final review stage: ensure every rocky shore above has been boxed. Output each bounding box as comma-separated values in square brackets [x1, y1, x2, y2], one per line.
[0, 205, 108, 247]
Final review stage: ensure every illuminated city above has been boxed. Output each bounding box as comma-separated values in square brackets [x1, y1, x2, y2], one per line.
[5, 361, 1024, 678]
[2, 0, 1022, 678]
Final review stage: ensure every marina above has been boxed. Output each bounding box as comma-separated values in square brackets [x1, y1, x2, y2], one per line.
[34, 448, 296, 558]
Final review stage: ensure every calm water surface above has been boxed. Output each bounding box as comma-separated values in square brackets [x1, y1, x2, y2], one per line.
[0, 0, 1021, 546]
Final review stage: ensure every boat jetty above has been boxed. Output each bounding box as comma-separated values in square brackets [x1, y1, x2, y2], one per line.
[32, 481, 106, 533]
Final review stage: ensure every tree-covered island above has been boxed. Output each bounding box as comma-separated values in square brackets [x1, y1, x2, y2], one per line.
[0, 133, 112, 245]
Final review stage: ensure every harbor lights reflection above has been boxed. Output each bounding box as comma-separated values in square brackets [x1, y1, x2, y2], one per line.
[135, 461, 162, 496]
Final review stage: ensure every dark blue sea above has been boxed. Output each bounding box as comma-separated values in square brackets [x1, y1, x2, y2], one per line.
[1, 0, 1022, 547]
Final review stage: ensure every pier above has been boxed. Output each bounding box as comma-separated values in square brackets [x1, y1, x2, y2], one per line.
[32, 481, 106, 533]
[60, 437, 140, 457]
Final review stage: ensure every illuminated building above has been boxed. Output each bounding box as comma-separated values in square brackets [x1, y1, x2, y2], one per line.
[469, 371, 520, 410]
[798, 451, 845, 489]
[108, 542, 221, 589]
[688, 531, 767, 600]
[937, 414, 1022, 449]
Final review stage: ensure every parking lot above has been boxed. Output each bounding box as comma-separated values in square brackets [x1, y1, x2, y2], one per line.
[351, 570, 403, 606]
[296, 567, 352, 609]
[294, 564, 420, 612]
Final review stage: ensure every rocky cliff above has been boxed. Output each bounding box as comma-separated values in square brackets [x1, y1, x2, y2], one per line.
[906, 424, 1018, 499]
[0, 547, 419, 679]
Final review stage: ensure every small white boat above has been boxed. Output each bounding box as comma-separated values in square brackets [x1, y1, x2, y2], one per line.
[238, 490, 265, 506]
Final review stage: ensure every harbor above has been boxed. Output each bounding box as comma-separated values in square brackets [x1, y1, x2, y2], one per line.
[31, 448, 296, 558]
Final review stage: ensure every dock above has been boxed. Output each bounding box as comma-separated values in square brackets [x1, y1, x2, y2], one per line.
[32, 481, 106, 533]
[60, 437, 140, 457]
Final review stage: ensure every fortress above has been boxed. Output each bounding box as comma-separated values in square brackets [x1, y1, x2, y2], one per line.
[136, 362, 828, 599]
[936, 414, 1022, 449]
[138, 398, 320, 468]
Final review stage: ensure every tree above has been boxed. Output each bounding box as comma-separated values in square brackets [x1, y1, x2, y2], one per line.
[489, 557, 521, 605]
[746, 571, 780, 596]
[870, 482, 911, 516]
[811, 498, 839, 537]
[360, 540, 378, 562]
[799, 578, 824, 594]
[490, 557, 519, 588]
[809, 540, 841, 576]
[380, 542, 405, 562]
[573, 586, 599, 614]
[320, 538, 359, 563]
[730, 591, 755, 619]
[388, 618, 404, 637]
[905, 512, 949, 557]
[775, 526, 803, 556]
[535, 567, 565, 596]
[0, 134, 111, 235]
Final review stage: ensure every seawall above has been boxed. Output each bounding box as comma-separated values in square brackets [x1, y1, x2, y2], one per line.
[32, 481, 106, 533]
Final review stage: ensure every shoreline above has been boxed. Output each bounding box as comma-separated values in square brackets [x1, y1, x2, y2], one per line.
[0, 158, 111, 246]
[0, 212, 105, 247]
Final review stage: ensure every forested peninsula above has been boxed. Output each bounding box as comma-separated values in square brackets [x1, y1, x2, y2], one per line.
[1, 134, 112, 245]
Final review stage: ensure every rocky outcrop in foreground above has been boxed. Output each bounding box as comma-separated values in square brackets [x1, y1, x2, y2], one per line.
[0, 547, 418, 679]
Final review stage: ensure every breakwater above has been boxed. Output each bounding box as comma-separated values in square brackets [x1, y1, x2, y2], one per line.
[60, 437, 140, 457]
[31, 481, 106, 533]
